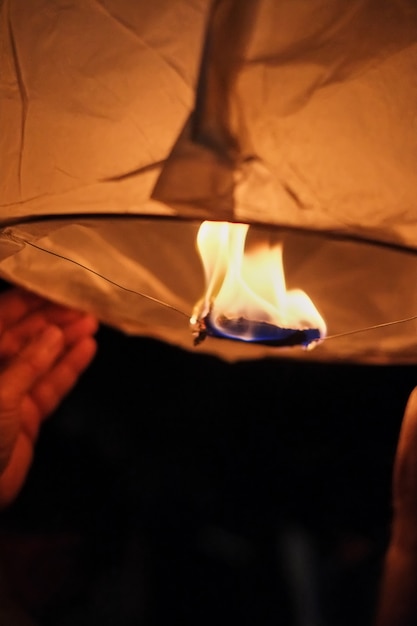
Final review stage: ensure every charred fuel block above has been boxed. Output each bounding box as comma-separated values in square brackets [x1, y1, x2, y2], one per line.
[192, 314, 321, 348]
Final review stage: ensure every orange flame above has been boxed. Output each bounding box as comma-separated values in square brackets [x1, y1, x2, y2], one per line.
[191, 221, 326, 348]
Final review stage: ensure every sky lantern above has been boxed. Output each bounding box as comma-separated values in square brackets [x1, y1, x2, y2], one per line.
[0, 0, 416, 364]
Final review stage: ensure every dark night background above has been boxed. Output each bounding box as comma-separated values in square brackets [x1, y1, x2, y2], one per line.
[0, 321, 415, 625]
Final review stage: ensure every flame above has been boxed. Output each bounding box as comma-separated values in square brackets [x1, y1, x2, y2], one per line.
[191, 221, 327, 348]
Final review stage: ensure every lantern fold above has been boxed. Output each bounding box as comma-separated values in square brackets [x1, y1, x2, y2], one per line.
[0, 0, 416, 364]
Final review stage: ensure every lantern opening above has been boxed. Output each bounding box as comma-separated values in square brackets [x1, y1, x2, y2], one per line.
[190, 221, 327, 349]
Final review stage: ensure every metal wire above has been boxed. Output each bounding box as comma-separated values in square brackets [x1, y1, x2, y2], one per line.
[14, 237, 417, 341]
[324, 315, 417, 341]
[21, 239, 190, 319]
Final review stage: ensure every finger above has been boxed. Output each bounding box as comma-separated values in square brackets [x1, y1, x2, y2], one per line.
[60, 314, 99, 346]
[0, 326, 65, 419]
[0, 325, 64, 469]
[0, 308, 57, 359]
[0, 429, 34, 508]
[392, 387, 417, 544]
[375, 387, 417, 626]
[0, 335, 97, 484]
[0, 308, 97, 359]
[0, 326, 96, 509]
[0, 334, 96, 476]
[29, 336, 97, 421]
[0, 288, 45, 333]
[44, 304, 93, 329]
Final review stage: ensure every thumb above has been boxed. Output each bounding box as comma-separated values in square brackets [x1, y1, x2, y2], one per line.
[0, 325, 64, 474]
[375, 386, 417, 626]
[392, 386, 417, 543]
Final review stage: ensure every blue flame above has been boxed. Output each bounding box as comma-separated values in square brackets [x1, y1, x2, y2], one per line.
[204, 315, 321, 348]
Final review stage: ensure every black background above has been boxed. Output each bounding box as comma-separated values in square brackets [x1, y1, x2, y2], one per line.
[0, 322, 416, 625]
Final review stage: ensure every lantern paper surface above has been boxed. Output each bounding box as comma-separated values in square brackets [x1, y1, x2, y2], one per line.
[0, 0, 416, 363]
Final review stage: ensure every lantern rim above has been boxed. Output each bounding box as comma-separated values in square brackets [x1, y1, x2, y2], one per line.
[2, 213, 416, 257]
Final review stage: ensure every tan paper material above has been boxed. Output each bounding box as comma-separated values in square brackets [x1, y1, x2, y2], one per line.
[0, 0, 416, 363]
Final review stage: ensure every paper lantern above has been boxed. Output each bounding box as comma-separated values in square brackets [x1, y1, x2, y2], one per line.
[0, 0, 416, 363]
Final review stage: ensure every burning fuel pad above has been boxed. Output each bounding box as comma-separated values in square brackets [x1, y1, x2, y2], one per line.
[191, 316, 322, 349]
[190, 222, 326, 349]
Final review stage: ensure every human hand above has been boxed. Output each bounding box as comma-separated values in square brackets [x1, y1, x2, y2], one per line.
[375, 387, 417, 626]
[0, 287, 98, 508]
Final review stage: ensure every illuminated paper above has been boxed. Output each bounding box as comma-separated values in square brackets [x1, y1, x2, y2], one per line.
[0, 0, 416, 363]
